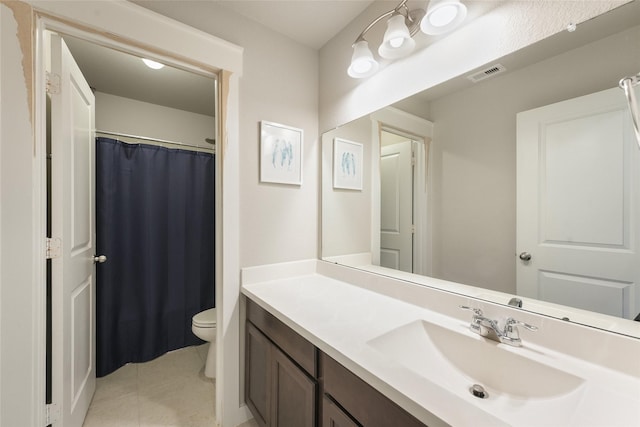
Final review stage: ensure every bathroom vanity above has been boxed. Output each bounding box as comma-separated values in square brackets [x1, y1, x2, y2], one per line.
[242, 260, 640, 427]
[245, 299, 425, 427]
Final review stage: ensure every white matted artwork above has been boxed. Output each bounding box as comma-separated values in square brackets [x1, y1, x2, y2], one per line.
[260, 121, 303, 185]
[333, 138, 363, 190]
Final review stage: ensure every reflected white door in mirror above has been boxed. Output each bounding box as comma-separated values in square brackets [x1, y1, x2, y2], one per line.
[517, 87, 640, 320]
[380, 136, 413, 272]
[380, 130, 428, 274]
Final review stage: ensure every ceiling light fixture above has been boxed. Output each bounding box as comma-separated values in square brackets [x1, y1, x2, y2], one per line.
[141, 58, 165, 70]
[348, 0, 467, 79]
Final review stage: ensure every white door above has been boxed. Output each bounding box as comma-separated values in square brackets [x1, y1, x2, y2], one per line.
[380, 139, 413, 272]
[50, 33, 96, 426]
[517, 87, 640, 319]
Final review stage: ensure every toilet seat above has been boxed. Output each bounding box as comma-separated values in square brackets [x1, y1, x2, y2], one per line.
[193, 308, 217, 328]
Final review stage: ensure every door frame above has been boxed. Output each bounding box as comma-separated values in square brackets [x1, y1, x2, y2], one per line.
[29, 4, 244, 426]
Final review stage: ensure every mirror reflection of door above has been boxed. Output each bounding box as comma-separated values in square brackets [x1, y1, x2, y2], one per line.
[379, 129, 429, 274]
[517, 87, 640, 319]
[380, 131, 413, 272]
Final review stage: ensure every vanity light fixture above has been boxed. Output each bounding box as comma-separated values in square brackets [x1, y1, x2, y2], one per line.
[348, 0, 467, 79]
[141, 58, 165, 70]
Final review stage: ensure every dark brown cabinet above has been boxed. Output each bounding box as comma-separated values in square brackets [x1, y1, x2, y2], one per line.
[245, 300, 317, 427]
[321, 396, 361, 427]
[245, 322, 272, 426]
[271, 345, 316, 427]
[245, 299, 427, 427]
[320, 352, 426, 427]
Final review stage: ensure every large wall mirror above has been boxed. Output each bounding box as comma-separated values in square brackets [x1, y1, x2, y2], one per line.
[322, 1, 640, 338]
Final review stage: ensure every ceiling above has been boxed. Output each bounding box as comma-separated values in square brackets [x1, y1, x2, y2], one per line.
[213, 0, 376, 50]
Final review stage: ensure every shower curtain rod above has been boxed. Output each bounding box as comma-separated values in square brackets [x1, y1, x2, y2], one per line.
[96, 130, 215, 153]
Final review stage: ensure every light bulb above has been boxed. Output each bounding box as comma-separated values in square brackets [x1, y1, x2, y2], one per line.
[352, 59, 373, 74]
[390, 37, 404, 48]
[142, 58, 164, 70]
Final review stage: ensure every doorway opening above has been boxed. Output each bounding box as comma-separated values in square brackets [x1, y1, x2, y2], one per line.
[44, 28, 219, 427]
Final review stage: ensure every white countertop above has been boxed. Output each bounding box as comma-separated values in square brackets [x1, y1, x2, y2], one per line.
[241, 260, 640, 427]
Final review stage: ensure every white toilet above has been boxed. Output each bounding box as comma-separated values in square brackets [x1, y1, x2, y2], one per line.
[192, 308, 217, 378]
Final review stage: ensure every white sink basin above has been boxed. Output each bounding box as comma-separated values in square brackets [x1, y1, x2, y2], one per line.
[368, 320, 584, 399]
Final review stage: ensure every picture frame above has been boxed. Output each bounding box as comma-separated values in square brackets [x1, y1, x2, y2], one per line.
[333, 138, 363, 190]
[260, 120, 303, 186]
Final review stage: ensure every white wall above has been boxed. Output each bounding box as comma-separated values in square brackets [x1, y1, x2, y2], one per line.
[133, 1, 320, 269]
[95, 91, 215, 150]
[427, 24, 640, 294]
[319, 0, 628, 131]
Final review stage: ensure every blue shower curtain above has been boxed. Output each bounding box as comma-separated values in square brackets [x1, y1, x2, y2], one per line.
[95, 137, 215, 377]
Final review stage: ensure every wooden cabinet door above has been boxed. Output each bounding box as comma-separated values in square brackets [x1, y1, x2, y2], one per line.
[246, 322, 271, 427]
[271, 345, 317, 427]
[322, 396, 360, 427]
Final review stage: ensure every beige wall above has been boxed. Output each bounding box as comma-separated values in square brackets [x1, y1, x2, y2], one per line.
[134, 1, 320, 269]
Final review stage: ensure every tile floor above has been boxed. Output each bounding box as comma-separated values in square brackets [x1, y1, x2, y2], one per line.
[83, 344, 215, 427]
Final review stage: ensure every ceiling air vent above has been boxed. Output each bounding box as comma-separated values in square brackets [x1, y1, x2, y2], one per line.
[466, 64, 507, 83]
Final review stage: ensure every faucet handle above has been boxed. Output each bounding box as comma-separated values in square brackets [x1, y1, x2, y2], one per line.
[459, 306, 484, 334]
[459, 305, 483, 316]
[501, 317, 538, 346]
[505, 317, 538, 332]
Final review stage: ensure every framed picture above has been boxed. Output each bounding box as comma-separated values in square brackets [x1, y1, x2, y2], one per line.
[260, 121, 303, 185]
[333, 138, 363, 190]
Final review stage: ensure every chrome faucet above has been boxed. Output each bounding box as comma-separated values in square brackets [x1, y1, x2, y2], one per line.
[460, 306, 538, 347]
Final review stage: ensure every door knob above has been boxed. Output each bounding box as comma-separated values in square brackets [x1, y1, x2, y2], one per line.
[519, 252, 532, 261]
[93, 255, 107, 263]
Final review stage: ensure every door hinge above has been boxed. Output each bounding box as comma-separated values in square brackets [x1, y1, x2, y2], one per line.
[46, 72, 60, 95]
[45, 403, 60, 425]
[411, 151, 416, 166]
[45, 237, 62, 259]
[411, 224, 416, 234]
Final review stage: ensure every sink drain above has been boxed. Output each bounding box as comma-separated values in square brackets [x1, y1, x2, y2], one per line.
[470, 384, 489, 399]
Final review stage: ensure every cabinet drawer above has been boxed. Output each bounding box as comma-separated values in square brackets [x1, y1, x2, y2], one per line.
[320, 352, 426, 427]
[247, 299, 317, 377]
